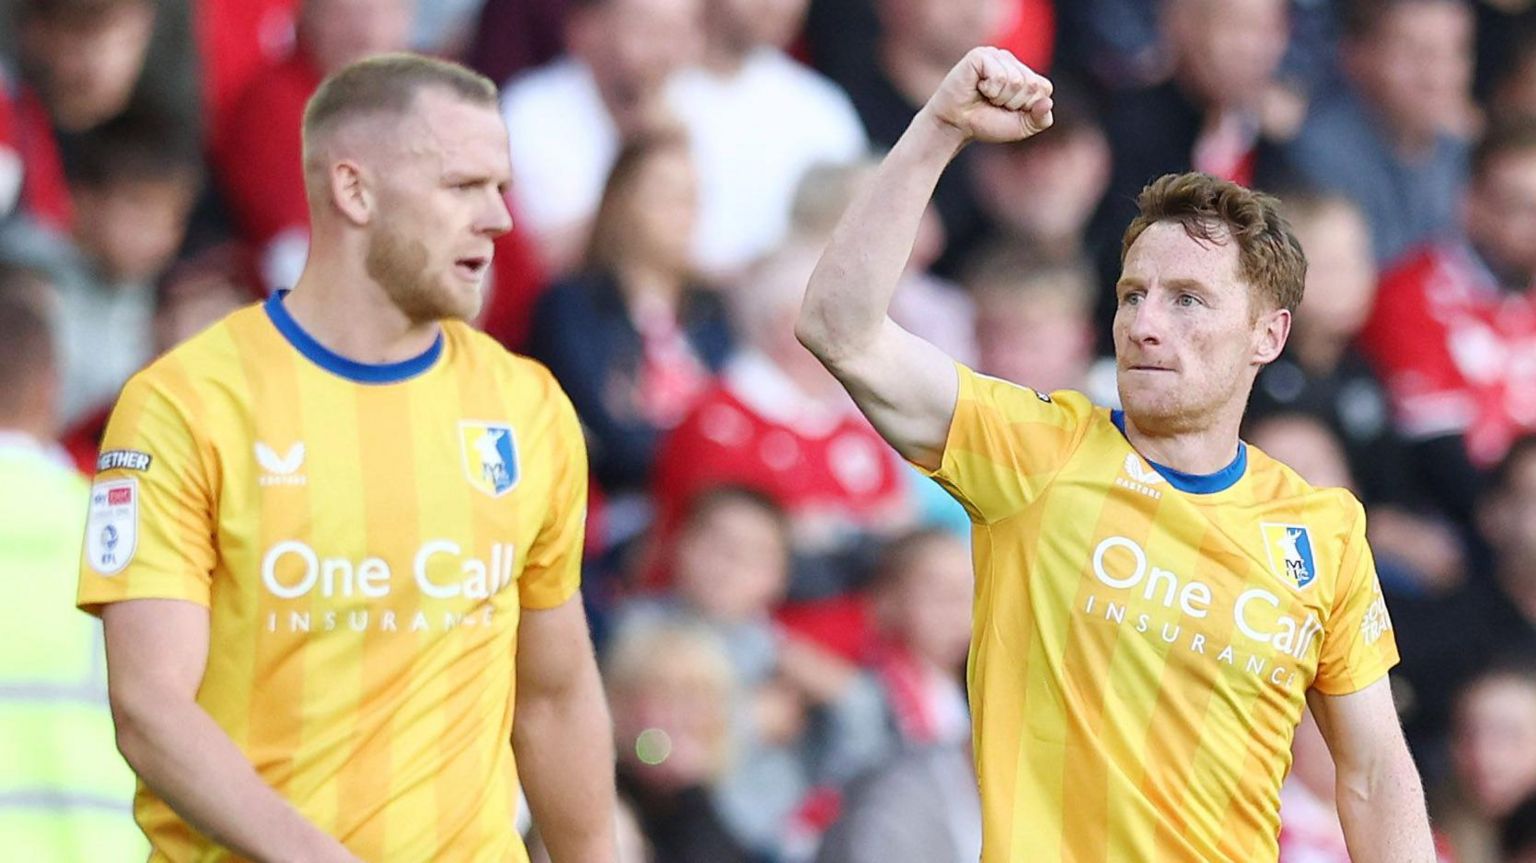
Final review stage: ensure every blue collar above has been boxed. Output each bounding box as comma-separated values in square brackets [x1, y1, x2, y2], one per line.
[1110, 410, 1247, 494]
[264, 290, 442, 384]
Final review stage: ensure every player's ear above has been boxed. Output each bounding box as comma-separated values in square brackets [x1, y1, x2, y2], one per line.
[329, 159, 373, 226]
[1251, 306, 1290, 365]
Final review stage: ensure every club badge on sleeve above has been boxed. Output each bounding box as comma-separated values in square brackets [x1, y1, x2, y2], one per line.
[86, 478, 138, 575]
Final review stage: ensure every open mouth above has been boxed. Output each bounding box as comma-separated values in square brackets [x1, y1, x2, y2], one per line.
[455, 257, 489, 280]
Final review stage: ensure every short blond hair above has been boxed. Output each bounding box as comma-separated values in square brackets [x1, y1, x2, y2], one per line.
[301, 53, 498, 178]
[1122, 173, 1307, 314]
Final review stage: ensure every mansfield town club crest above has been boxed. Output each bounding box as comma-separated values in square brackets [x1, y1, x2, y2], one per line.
[460, 421, 519, 497]
[1261, 523, 1317, 589]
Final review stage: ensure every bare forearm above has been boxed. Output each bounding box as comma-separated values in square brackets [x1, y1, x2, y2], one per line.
[513, 658, 616, 863]
[116, 697, 354, 863]
[1335, 755, 1435, 863]
[797, 111, 964, 365]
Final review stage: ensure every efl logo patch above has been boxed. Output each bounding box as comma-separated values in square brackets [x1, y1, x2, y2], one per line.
[460, 421, 519, 498]
[1262, 523, 1317, 589]
[97, 449, 152, 472]
[86, 478, 138, 576]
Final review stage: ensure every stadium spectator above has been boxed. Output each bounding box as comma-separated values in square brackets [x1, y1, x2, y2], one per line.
[1359, 121, 1536, 478]
[618, 486, 881, 855]
[0, 273, 145, 860]
[528, 131, 733, 510]
[2, 115, 202, 426]
[1284, 0, 1474, 265]
[212, 0, 411, 289]
[861, 528, 973, 748]
[964, 248, 1107, 400]
[13, 0, 156, 134]
[1434, 658, 1536, 863]
[500, 0, 702, 274]
[1391, 437, 1536, 767]
[652, 240, 913, 559]
[967, 76, 1111, 271]
[0, 63, 71, 233]
[668, 0, 868, 278]
[604, 619, 754, 863]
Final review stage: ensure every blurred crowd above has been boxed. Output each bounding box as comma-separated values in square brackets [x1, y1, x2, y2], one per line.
[4, 0, 1536, 860]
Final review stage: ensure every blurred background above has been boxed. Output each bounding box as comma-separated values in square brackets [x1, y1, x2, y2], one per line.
[3, 0, 1536, 860]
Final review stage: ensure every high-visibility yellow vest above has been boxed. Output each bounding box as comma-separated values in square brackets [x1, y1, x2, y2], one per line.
[0, 439, 147, 860]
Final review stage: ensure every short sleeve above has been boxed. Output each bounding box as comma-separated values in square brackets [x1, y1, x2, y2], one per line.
[926, 363, 1098, 525]
[518, 380, 588, 609]
[78, 375, 216, 615]
[1312, 502, 1400, 695]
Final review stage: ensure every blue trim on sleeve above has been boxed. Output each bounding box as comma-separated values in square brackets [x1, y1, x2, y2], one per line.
[264, 290, 442, 384]
[1110, 409, 1247, 494]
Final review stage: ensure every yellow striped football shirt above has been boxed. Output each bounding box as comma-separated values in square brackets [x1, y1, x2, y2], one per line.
[78, 292, 588, 862]
[928, 364, 1398, 862]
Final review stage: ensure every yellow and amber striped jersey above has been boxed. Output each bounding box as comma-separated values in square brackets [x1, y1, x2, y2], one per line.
[78, 292, 588, 862]
[928, 364, 1398, 863]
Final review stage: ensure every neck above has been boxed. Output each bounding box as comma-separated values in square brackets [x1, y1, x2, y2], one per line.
[615, 260, 685, 310]
[285, 248, 442, 365]
[1120, 406, 1245, 476]
[882, 41, 950, 108]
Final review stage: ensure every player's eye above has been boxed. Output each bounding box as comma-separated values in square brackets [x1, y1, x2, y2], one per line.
[1119, 292, 1142, 306]
[1176, 293, 1201, 307]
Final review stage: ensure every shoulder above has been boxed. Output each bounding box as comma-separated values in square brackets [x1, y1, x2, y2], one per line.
[444, 321, 571, 402]
[124, 302, 265, 408]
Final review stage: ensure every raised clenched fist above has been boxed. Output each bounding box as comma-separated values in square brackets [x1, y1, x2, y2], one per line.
[921, 46, 1054, 146]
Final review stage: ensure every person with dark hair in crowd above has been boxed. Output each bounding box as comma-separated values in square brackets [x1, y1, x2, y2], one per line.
[1433, 657, 1536, 863]
[0, 113, 201, 426]
[528, 130, 733, 525]
[0, 269, 145, 859]
[1392, 437, 1536, 765]
[1359, 120, 1536, 504]
[1285, 0, 1474, 266]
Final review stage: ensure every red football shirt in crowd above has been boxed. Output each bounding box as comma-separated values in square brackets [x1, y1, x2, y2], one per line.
[1359, 243, 1536, 466]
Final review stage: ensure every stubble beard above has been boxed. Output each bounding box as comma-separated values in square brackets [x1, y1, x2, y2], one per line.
[364, 218, 480, 324]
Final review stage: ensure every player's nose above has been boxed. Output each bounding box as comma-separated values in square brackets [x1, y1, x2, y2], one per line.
[479, 193, 513, 237]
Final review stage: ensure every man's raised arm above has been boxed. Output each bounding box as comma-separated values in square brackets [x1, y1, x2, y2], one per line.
[796, 46, 1053, 470]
